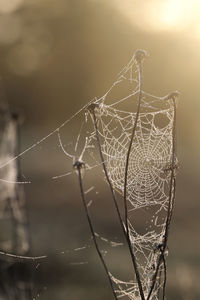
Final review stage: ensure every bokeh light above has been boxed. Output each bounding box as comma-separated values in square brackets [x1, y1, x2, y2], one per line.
[114, 0, 200, 35]
[0, 0, 24, 14]
[7, 24, 53, 75]
[0, 14, 21, 44]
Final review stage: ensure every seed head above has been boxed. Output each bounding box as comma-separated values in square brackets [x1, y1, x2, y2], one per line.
[134, 49, 147, 64]
[73, 160, 85, 170]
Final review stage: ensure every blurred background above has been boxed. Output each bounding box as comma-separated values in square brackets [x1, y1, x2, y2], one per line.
[0, 0, 199, 299]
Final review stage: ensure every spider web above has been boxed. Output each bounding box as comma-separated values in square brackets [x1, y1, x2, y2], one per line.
[84, 50, 178, 299]
[94, 103, 173, 210]
[0, 50, 178, 299]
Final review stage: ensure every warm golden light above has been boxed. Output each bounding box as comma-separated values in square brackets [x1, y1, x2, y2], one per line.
[0, 0, 24, 13]
[158, 0, 195, 30]
[114, 0, 200, 35]
[160, 0, 187, 28]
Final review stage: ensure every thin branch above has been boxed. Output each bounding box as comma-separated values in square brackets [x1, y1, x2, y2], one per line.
[156, 267, 162, 300]
[162, 255, 167, 300]
[74, 160, 118, 300]
[123, 50, 145, 300]
[147, 94, 178, 300]
[88, 102, 145, 300]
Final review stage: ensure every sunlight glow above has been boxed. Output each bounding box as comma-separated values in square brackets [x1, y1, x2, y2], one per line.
[114, 0, 200, 35]
[158, 0, 193, 30]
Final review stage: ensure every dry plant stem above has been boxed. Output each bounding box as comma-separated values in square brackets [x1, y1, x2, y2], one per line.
[157, 268, 162, 300]
[91, 110, 145, 300]
[162, 256, 167, 300]
[123, 61, 145, 300]
[76, 165, 118, 300]
[123, 61, 142, 233]
[92, 112, 125, 232]
[147, 98, 177, 300]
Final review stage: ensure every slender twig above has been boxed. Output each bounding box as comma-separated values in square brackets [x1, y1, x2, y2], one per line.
[162, 256, 167, 300]
[123, 50, 146, 299]
[156, 267, 162, 300]
[147, 93, 178, 300]
[74, 160, 118, 300]
[123, 51, 143, 233]
[88, 104, 145, 300]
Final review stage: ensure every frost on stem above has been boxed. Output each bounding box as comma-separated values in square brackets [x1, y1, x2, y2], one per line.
[163, 91, 180, 101]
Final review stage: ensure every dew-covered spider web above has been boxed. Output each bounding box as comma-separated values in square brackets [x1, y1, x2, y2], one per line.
[81, 50, 178, 299]
[91, 102, 174, 210]
[0, 50, 178, 300]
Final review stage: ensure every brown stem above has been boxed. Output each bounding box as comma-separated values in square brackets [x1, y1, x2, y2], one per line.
[162, 256, 167, 300]
[122, 58, 145, 299]
[75, 161, 118, 300]
[147, 96, 177, 300]
[90, 108, 145, 300]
